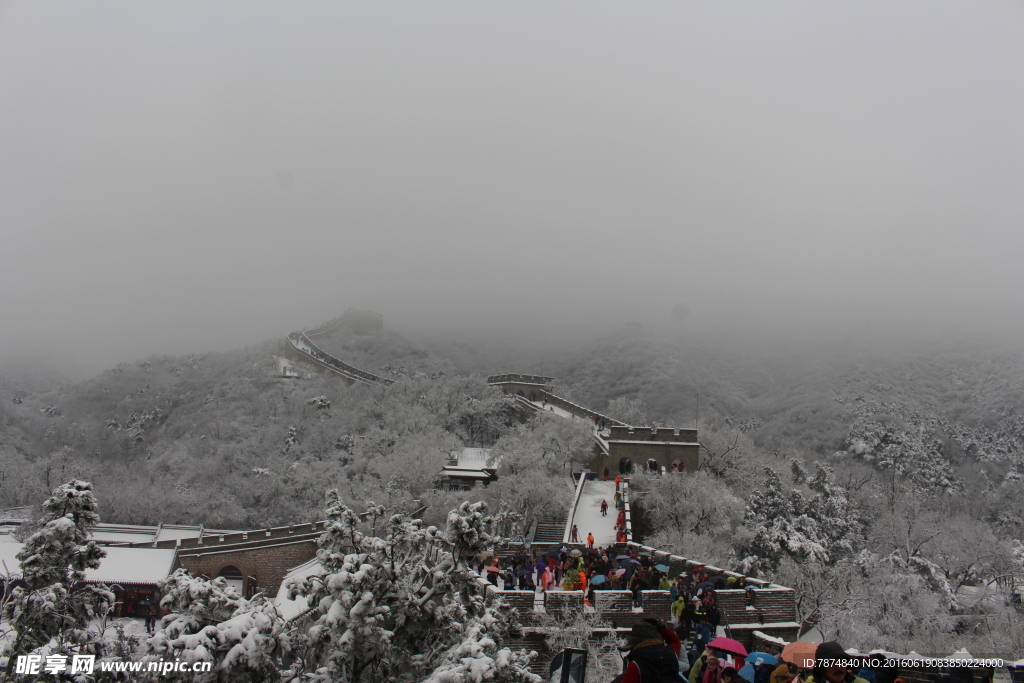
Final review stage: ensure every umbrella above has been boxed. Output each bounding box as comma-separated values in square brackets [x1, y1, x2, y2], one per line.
[585, 548, 599, 555]
[737, 664, 756, 683]
[698, 581, 716, 590]
[517, 569, 533, 577]
[616, 555, 631, 560]
[708, 637, 748, 657]
[569, 549, 583, 558]
[655, 564, 670, 572]
[614, 568, 626, 576]
[781, 642, 818, 670]
[485, 566, 501, 573]
[590, 574, 606, 585]
[627, 558, 642, 565]
[744, 653, 778, 667]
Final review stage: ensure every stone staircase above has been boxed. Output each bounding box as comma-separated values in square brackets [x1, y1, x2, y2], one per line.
[533, 513, 567, 543]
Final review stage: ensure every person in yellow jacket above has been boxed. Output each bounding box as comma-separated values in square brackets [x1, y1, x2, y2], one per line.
[671, 595, 687, 625]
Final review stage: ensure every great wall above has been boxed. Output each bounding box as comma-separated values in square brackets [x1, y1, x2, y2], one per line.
[276, 310, 1015, 680]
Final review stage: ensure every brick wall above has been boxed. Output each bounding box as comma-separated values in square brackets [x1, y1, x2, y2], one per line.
[178, 539, 318, 598]
[727, 625, 799, 650]
[593, 442, 699, 474]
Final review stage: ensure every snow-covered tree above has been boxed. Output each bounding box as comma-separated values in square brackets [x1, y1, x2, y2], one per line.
[288, 491, 538, 683]
[1, 480, 114, 676]
[144, 569, 295, 682]
[738, 465, 862, 574]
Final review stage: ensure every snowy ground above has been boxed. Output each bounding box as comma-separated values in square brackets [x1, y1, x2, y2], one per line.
[521, 397, 577, 420]
[565, 479, 618, 547]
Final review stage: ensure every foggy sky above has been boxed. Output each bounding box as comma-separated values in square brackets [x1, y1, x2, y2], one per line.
[2, 1, 1023, 376]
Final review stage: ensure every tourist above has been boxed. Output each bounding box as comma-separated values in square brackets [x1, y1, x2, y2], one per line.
[692, 614, 712, 651]
[811, 642, 870, 683]
[688, 647, 723, 683]
[601, 499, 609, 516]
[587, 532, 595, 548]
[754, 658, 772, 683]
[570, 525, 580, 543]
[630, 574, 648, 607]
[671, 594, 687, 626]
[614, 619, 681, 683]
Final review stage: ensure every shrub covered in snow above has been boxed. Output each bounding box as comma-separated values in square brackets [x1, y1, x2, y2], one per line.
[144, 569, 296, 682]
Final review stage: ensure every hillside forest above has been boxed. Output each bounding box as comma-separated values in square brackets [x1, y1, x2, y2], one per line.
[0, 324, 1022, 658]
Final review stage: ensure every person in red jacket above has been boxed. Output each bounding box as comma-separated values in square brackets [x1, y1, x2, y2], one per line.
[612, 619, 682, 683]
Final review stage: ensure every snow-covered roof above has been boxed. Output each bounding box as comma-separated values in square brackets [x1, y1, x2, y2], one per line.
[458, 448, 496, 469]
[275, 558, 321, 621]
[84, 546, 177, 585]
[86, 523, 244, 546]
[0, 541, 176, 586]
[441, 469, 494, 478]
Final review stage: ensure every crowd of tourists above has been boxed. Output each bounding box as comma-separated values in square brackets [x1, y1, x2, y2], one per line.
[477, 543, 742, 620]
[615, 624, 891, 683]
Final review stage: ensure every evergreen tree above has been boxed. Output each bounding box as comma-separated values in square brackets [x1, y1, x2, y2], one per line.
[144, 569, 295, 681]
[2, 480, 114, 676]
[289, 492, 538, 683]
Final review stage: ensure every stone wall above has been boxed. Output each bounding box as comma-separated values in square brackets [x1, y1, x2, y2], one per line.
[178, 538, 318, 599]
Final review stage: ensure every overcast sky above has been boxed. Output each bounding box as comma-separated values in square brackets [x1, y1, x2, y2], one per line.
[2, 1, 1022, 375]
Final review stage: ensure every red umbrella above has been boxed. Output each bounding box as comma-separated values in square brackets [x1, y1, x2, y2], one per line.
[708, 637, 748, 657]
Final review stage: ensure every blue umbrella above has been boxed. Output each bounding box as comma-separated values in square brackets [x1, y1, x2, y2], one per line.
[590, 574, 606, 585]
[616, 555, 631, 560]
[738, 653, 779, 683]
[655, 564, 670, 572]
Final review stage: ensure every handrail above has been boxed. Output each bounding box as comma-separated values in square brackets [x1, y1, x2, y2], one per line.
[562, 472, 590, 543]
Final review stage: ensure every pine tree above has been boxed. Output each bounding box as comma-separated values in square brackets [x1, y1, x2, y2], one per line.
[2, 480, 114, 676]
[289, 492, 539, 683]
[143, 569, 295, 681]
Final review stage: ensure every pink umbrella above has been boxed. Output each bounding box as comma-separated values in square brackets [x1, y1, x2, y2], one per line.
[485, 566, 501, 573]
[708, 637, 748, 657]
[614, 568, 626, 576]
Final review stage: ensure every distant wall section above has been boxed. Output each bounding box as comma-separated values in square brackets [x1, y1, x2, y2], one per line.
[591, 426, 699, 474]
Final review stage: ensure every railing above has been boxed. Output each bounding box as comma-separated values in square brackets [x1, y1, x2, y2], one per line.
[538, 391, 627, 427]
[562, 473, 591, 543]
